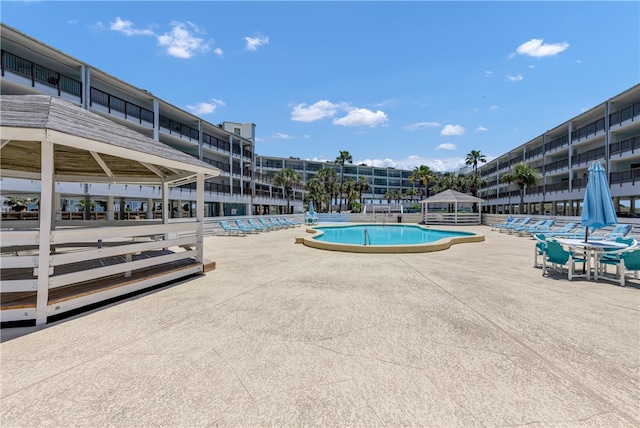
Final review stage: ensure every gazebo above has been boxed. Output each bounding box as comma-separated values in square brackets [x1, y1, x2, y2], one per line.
[420, 189, 484, 225]
[0, 95, 220, 325]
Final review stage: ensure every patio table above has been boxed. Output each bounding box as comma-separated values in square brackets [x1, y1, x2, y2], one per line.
[555, 238, 629, 280]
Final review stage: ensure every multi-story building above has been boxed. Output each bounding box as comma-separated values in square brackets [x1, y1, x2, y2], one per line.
[255, 155, 418, 208]
[0, 23, 420, 216]
[478, 84, 640, 217]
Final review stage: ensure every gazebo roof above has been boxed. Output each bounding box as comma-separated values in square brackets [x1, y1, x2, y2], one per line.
[0, 95, 220, 186]
[419, 189, 484, 204]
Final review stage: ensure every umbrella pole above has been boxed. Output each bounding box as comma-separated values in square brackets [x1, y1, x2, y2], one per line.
[583, 226, 589, 274]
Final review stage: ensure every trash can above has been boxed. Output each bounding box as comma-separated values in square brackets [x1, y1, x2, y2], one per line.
[397, 215, 402, 223]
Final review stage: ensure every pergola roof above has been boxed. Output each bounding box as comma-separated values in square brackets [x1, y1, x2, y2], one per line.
[0, 95, 220, 186]
[419, 189, 484, 204]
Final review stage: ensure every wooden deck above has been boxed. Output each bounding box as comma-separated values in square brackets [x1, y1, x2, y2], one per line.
[1, 251, 201, 311]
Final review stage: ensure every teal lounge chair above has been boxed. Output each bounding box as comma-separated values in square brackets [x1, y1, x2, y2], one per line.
[590, 224, 633, 241]
[219, 221, 246, 236]
[272, 217, 292, 228]
[490, 216, 515, 230]
[543, 222, 577, 237]
[499, 217, 531, 233]
[282, 217, 302, 226]
[260, 217, 282, 230]
[511, 219, 545, 235]
[542, 239, 588, 280]
[235, 219, 260, 233]
[517, 219, 557, 237]
[248, 218, 270, 231]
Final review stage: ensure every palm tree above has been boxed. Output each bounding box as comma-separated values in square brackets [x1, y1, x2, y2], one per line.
[342, 177, 356, 211]
[304, 177, 326, 213]
[384, 190, 395, 204]
[432, 173, 462, 194]
[3, 196, 38, 212]
[465, 150, 487, 176]
[354, 176, 371, 212]
[404, 187, 419, 204]
[409, 165, 436, 199]
[273, 167, 302, 214]
[460, 173, 486, 197]
[334, 150, 353, 212]
[500, 162, 540, 214]
[316, 167, 339, 213]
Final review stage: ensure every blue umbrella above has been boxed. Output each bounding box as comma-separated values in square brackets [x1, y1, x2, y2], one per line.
[581, 160, 617, 242]
[309, 200, 315, 217]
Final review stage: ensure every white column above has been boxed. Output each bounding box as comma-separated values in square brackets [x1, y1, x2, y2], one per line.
[106, 196, 114, 221]
[146, 198, 154, 219]
[36, 141, 54, 326]
[196, 173, 204, 263]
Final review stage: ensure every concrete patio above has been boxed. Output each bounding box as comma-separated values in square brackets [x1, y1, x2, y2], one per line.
[1, 224, 638, 427]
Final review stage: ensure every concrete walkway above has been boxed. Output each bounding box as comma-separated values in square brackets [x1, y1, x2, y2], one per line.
[1, 225, 639, 427]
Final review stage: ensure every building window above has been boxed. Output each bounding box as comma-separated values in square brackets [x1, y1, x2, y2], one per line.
[234, 127, 241, 136]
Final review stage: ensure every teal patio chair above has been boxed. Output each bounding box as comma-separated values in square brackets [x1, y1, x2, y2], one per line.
[533, 233, 547, 268]
[597, 243, 640, 287]
[542, 239, 588, 280]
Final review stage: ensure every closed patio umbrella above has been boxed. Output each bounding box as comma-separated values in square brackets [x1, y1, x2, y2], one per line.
[309, 200, 315, 217]
[581, 160, 618, 242]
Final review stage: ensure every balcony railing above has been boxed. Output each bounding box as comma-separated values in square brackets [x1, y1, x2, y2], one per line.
[571, 117, 605, 141]
[609, 102, 640, 127]
[1, 50, 83, 100]
[525, 146, 544, 160]
[545, 182, 570, 193]
[545, 158, 569, 172]
[159, 115, 199, 140]
[90, 87, 153, 124]
[571, 177, 588, 190]
[610, 136, 640, 155]
[610, 167, 640, 185]
[544, 134, 569, 152]
[571, 146, 606, 166]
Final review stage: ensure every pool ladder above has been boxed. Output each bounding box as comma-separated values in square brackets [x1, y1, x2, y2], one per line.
[364, 228, 371, 246]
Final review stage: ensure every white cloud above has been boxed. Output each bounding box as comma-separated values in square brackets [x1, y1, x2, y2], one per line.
[405, 122, 440, 131]
[475, 126, 489, 132]
[244, 35, 269, 51]
[490, 105, 498, 110]
[110, 17, 154, 36]
[214, 48, 223, 57]
[357, 156, 467, 173]
[441, 124, 465, 136]
[186, 98, 225, 115]
[157, 21, 211, 59]
[291, 100, 342, 122]
[485, 70, 492, 77]
[273, 133, 294, 140]
[333, 108, 388, 127]
[513, 38, 569, 58]
[436, 143, 457, 151]
[506, 74, 524, 82]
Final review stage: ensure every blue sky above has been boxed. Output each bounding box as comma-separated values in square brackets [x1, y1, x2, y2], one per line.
[2, 1, 639, 172]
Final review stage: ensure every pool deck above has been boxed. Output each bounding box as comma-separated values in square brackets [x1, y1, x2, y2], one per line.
[1, 224, 639, 427]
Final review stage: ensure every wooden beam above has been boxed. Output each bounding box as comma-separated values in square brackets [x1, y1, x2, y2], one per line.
[89, 151, 114, 177]
[0, 139, 11, 149]
[140, 162, 167, 179]
[37, 140, 54, 326]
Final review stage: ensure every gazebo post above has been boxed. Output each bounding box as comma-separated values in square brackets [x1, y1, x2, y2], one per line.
[36, 141, 54, 325]
[196, 173, 204, 263]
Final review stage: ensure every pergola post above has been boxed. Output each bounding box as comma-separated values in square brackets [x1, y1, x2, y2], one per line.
[36, 141, 54, 325]
[196, 173, 204, 263]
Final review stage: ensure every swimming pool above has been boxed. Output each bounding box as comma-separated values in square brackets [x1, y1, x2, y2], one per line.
[298, 224, 484, 253]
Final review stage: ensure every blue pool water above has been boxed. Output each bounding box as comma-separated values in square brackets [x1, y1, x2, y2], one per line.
[312, 224, 474, 246]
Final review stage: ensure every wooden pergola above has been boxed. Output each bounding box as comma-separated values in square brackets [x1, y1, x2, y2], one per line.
[420, 189, 484, 225]
[0, 95, 221, 325]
